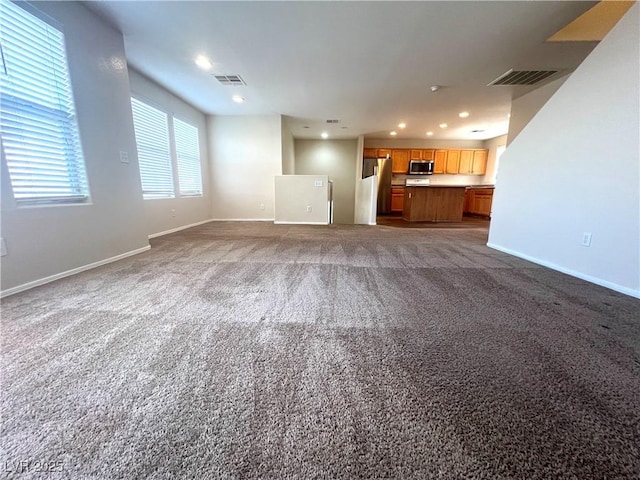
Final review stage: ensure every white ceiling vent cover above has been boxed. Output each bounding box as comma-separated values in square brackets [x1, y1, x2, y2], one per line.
[488, 69, 558, 86]
[214, 74, 247, 86]
[326, 119, 340, 124]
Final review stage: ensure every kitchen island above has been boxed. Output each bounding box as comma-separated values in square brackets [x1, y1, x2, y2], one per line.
[402, 186, 466, 222]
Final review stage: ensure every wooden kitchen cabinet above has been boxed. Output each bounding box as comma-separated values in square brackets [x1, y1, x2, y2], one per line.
[458, 150, 474, 174]
[410, 149, 423, 160]
[403, 186, 465, 222]
[363, 148, 377, 158]
[391, 149, 410, 174]
[472, 150, 488, 175]
[464, 187, 494, 217]
[422, 149, 435, 161]
[391, 187, 405, 212]
[377, 148, 391, 159]
[434, 150, 447, 174]
[445, 150, 461, 174]
[362, 147, 487, 175]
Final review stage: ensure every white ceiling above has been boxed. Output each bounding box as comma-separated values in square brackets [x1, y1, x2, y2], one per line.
[84, 1, 599, 141]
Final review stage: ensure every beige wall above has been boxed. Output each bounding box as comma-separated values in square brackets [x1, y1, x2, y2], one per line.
[207, 115, 283, 220]
[274, 175, 330, 224]
[507, 75, 569, 146]
[489, 4, 639, 297]
[129, 69, 212, 237]
[281, 117, 295, 175]
[295, 139, 358, 224]
[1, 2, 149, 295]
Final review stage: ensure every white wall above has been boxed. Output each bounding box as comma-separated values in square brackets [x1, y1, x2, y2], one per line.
[483, 134, 508, 185]
[354, 176, 378, 225]
[129, 69, 211, 237]
[0, 2, 148, 295]
[281, 117, 295, 175]
[295, 139, 358, 224]
[488, 4, 640, 298]
[274, 175, 330, 224]
[207, 115, 283, 220]
[353, 135, 377, 225]
[507, 75, 569, 146]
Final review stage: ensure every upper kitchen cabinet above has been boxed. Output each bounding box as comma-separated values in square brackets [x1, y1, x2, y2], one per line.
[378, 148, 392, 159]
[472, 150, 488, 175]
[458, 150, 474, 174]
[410, 149, 422, 160]
[422, 149, 435, 161]
[445, 149, 461, 174]
[363, 148, 377, 158]
[434, 150, 446, 174]
[391, 149, 410, 174]
[458, 149, 488, 175]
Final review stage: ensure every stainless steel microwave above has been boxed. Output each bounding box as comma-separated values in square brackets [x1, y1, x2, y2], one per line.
[408, 160, 434, 175]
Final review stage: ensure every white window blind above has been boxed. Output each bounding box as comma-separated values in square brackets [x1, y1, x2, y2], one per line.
[130, 97, 174, 199]
[0, 0, 89, 205]
[174, 117, 202, 196]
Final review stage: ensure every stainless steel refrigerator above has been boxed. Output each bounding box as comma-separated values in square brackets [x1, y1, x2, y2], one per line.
[363, 156, 392, 215]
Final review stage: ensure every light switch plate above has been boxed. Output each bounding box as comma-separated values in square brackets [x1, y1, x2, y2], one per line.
[314, 180, 323, 187]
[119, 151, 129, 164]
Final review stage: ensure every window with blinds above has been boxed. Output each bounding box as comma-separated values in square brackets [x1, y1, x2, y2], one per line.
[130, 97, 203, 200]
[0, 0, 90, 205]
[174, 118, 202, 196]
[130, 97, 174, 199]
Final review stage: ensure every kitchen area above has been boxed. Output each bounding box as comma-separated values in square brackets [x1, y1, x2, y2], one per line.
[362, 147, 497, 223]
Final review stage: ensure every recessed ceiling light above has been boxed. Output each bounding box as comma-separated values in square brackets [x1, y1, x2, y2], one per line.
[458, 111, 470, 118]
[426, 131, 434, 136]
[430, 85, 440, 92]
[390, 131, 397, 136]
[321, 132, 329, 139]
[195, 55, 212, 71]
[398, 122, 406, 129]
[439, 123, 448, 129]
[232, 95, 245, 104]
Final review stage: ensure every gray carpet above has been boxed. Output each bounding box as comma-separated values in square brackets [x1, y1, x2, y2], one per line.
[1, 221, 639, 479]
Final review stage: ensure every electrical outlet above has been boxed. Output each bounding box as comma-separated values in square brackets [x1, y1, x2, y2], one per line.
[314, 179, 323, 187]
[306, 205, 312, 213]
[260, 203, 265, 210]
[0, 238, 7, 256]
[581, 232, 592, 247]
[171, 209, 176, 218]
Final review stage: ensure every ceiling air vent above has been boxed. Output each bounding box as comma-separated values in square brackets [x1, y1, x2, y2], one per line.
[326, 119, 340, 124]
[214, 74, 247, 86]
[488, 69, 558, 86]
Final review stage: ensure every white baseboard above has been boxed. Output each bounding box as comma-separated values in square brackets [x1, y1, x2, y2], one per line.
[1, 245, 151, 298]
[486, 242, 640, 299]
[208, 218, 275, 222]
[148, 219, 215, 239]
[273, 221, 330, 225]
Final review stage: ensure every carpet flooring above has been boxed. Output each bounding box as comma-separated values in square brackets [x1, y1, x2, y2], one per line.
[1, 221, 639, 479]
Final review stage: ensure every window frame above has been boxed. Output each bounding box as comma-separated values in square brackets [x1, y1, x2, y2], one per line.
[130, 94, 203, 200]
[0, 0, 91, 207]
[130, 95, 175, 200]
